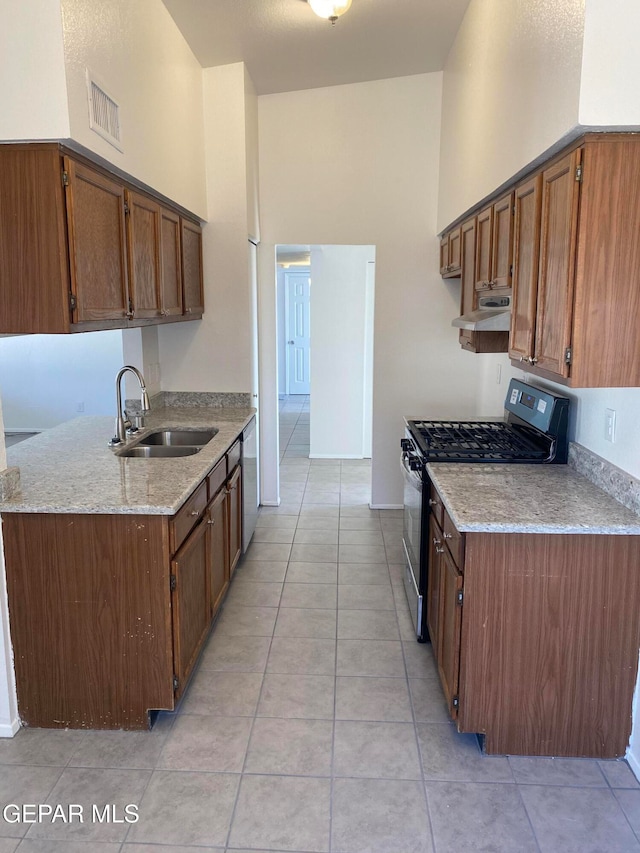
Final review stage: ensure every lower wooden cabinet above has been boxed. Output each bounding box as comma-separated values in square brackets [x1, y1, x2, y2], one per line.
[1, 436, 246, 730]
[227, 464, 243, 577]
[208, 485, 229, 616]
[427, 483, 640, 758]
[171, 516, 210, 702]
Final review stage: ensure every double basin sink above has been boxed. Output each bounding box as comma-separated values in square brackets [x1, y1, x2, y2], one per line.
[116, 429, 219, 458]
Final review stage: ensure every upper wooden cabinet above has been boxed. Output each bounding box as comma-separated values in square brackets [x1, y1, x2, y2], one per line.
[442, 133, 640, 387]
[475, 192, 513, 292]
[457, 217, 509, 355]
[181, 219, 204, 317]
[439, 226, 461, 278]
[0, 143, 203, 334]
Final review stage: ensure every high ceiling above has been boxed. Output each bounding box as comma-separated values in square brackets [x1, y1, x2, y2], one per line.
[162, 0, 471, 95]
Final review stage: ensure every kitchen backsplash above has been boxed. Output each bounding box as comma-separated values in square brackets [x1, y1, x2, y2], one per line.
[126, 391, 253, 412]
[569, 442, 640, 516]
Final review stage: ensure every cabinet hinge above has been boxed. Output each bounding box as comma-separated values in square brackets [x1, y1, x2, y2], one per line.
[452, 695, 459, 709]
[170, 574, 177, 592]
[69, 292, 77, 313]
[575, 164, 583, 183]
[62, 170, 69, 188]
[457, 589, 464, 606]
[173, 674, 179, 691]
[565, 346, 572, 365]
[124, 201, 130, 215]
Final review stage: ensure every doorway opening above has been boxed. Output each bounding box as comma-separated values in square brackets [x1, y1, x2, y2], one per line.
[275, 244, 375, 507]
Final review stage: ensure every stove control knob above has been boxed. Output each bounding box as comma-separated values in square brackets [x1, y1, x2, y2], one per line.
[400, 439, 412, 451]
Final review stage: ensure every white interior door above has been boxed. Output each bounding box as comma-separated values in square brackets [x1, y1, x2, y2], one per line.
[286, 272, 311, 394]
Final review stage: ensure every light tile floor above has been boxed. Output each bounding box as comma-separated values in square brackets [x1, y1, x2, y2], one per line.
[0, 453, 639, 851]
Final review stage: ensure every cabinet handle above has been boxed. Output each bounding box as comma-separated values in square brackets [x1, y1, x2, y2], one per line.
[207, 518, 215, 526]
[432, 537, 441, 545]
[443, 532, 453, 539]
[530, 357, 538, 365]
[126, 311, 134, 319]
[190, 509, 199, 517]
[428, 499, 437, 507]
[435, 545, 445, 554]
[185, 307, 192, 314]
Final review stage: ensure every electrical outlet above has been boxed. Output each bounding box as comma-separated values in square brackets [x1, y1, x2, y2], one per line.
[605, 408, 616, 443]
[76, 401, 85, 413]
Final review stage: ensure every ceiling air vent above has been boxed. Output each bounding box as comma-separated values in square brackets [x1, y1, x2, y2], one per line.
[86, 70, 123, 152]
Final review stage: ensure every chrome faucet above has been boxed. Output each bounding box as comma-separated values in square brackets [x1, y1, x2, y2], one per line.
[109, 365, 151, 446]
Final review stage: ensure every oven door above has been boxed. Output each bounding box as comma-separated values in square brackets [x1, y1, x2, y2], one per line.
[401, 444, 424, 640]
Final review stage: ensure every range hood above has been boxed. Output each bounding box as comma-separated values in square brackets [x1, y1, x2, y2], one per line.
[452, 294, 511, 332]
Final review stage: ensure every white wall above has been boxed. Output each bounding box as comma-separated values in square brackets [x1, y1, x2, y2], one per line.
[0, 0, 70, 140]
[157, 63, 256, 395]
[579, 0, 640, 126]
[60, 0, 207, 216]
[309, 245, 375, 459]
[0, 332, 123, 431]
[258, 74, 487, 507]
[437, 0, 585, 231]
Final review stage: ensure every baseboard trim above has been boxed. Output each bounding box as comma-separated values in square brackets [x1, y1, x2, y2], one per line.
[260, 500, 281, 507]
[370, 504, 404, 510]
[309, 454, 366, 460]
[627, 747, 640, 782]
[0, 717, 20, 738]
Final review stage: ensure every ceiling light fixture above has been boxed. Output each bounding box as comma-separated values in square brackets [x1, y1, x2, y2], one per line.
[308, 0, 352, 25]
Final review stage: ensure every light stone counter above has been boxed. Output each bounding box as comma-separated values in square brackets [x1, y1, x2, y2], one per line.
[0, 406, 255, 515]
[426, 463, 640, 535]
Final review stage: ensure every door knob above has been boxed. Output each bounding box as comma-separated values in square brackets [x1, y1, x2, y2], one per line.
[288, 340, 294, 345]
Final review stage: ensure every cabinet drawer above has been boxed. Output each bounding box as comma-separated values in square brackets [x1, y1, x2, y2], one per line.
[207, 457, 227, 500]
[170, 480, 208, 555]
[227, 438, 241, 472]
[429, 485, 444, 528]
[442, 508, 464, 567]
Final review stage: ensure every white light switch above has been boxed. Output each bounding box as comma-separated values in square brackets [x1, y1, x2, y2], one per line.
[605, 408, 616, 443]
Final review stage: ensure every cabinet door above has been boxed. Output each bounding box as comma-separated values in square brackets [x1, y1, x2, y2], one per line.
[458, 218, 477, 351]
[126, 190, 161, 319]
[439, 235, 449, 276]
[160, 207, 183, 317]
[427, 516, 444, 653]
[64, 157, 129, 323]
[534, 149, 581, 377]
[474, 204, 493, 291]
[170, 517, 210, 701]
[227, 464, 243, 577]
[437, 548, 463, 720]
[181, 219, 204, 316]
[510, 175, 542, 363]
[491, 192, 514, 289]
[448, 227, 462, 276]
[208, 487, 229, 617]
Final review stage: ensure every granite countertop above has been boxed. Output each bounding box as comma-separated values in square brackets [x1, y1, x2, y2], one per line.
[426, 463, 640, 535]
[0, 405, 255, 515]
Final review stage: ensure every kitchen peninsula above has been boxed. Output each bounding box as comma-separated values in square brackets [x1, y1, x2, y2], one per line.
[0, 401, 255, 730]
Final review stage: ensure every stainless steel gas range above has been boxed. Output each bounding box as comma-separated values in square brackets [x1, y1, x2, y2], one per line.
[401, 378, 570, 641]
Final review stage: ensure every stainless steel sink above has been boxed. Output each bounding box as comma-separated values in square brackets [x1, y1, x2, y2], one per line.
[117, 445, 202, 459]
[136, 429, 219, 447]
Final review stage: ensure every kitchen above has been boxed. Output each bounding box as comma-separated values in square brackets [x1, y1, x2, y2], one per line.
[1, 0, 640, 850]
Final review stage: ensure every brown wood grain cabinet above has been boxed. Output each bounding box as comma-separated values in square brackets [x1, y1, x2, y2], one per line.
[427, 482, 640, 757]
[181, 219, 204, 317]
[442, 132, 640, 386]
[439, 227, 462, 278]
[227, 464, 243, 577]
[457, 216, 509, 354]
[0, 143, 203, 334]
[1, 435, 245, 730]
